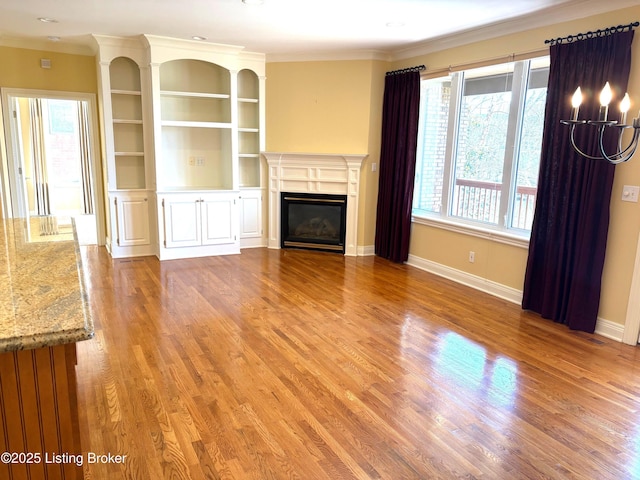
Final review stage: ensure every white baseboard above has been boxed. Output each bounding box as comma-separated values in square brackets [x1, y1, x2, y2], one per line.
[358, 245, 375, 256]
[240, 237, 267, 249]
[406, 254, 624, 342]
[407, 254, 523, 304]
[594, 318, 624, 342]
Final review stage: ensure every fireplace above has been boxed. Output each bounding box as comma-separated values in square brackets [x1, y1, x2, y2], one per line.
[281, 192, 347, 253]
[264, 152, 368, 256]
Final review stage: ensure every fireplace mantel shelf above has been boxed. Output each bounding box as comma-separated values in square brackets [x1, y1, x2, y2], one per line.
[263, 152, 368, 256]
[263, 152, 367, 163]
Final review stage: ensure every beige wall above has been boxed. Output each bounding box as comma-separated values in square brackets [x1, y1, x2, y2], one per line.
[0, 46, 97, 93]
[391, 5, 640, 328]
[266, 60, 375, 153]
[360, 61, 386, 247]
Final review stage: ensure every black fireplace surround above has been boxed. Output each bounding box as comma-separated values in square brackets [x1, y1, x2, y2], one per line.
[280, 192, 347, 253]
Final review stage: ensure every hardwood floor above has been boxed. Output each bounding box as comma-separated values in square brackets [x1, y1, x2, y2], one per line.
[75, 246, 640, 479]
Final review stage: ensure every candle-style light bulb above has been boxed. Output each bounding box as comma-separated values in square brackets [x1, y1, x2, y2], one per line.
[600, 82, 613, 105]
[571, 87, 582, 121]
[620, 93, 630, 125]
[599, 82, 613, 121]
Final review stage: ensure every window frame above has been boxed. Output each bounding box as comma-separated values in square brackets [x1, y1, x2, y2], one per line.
[412, 57, 549, 247]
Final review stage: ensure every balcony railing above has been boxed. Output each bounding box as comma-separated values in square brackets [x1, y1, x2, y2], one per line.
[452, 178, 537, 230]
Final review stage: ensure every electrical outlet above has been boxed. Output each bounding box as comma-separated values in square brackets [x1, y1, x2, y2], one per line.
[468, 251, 475, 263]
[195, 156, 205, 166]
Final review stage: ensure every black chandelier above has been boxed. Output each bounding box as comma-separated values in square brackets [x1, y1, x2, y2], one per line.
[552, 21, 640, 165]
[561, 82, 640, 164]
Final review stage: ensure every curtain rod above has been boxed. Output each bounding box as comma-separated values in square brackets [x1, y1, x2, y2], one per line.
[420, 48, 548, 79]
[545, 21, 639, 46]
[386, 65, 425, 76]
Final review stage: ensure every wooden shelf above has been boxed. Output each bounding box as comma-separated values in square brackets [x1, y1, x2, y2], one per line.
[113, 119, 143, 125]
[161, 90, 230, 99]
[111, 89, 142, 96]
[161, 120, 232, 129]
[115, 151, 145, 157]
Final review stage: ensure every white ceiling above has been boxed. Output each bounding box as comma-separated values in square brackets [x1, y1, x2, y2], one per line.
[0, 0, 636, 60]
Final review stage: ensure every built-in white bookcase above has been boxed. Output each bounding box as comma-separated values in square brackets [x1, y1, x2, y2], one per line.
[238, 69, 261, 188]
[158, 59, 233, 191]
[95, 34, 266, 259]
[110, 57, 146, 190]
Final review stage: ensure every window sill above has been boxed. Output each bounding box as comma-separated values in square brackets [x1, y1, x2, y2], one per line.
[411, 214, 530, 249]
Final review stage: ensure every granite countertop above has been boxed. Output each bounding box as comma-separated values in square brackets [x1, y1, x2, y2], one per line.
[0, 217, 94, 353]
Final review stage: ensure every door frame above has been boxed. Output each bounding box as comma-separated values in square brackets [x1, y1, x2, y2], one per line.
[0, 88, 106, 245]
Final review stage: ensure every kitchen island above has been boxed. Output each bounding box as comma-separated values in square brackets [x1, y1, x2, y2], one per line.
[0, 217, 94, 480]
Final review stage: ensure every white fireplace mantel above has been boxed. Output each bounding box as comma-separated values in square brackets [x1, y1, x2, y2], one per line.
[263, 152, 368, 256]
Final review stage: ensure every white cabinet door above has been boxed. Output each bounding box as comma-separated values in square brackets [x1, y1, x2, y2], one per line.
[201, 194, 237, 246]
[114, 194, 150, 247]
[161, 192, 239, 251]
[162, 195, 201, 248]
[239, 191, 262, 239]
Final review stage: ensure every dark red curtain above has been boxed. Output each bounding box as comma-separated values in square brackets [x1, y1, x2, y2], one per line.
[375, 71, 420, 263]
[522, 30, 634, 332]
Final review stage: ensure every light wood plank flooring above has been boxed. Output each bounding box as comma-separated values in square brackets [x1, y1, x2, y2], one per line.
[76, 246, 640, 479]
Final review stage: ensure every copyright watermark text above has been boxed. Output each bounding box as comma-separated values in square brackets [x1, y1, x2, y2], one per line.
[1, 451, 127, 467]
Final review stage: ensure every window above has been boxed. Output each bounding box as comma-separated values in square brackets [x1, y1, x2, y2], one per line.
[413, 57, 549, 236]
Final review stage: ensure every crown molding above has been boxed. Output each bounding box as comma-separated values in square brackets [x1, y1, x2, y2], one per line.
[267, 49, 392, 63]
[0, 34, 94, 56]
[391, 0, 640, 61]
[142, 34, 245, 55]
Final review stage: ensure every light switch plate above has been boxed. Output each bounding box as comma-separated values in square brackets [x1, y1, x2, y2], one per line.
[622, 185, 639, 203]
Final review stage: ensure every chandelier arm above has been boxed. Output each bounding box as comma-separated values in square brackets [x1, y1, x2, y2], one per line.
[565, 122, 640, 164]
[611, 130, 640, 164]
[618, 128, 640, 159]
[598, 126, 640, 163]
[569, 124, 607, 160]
